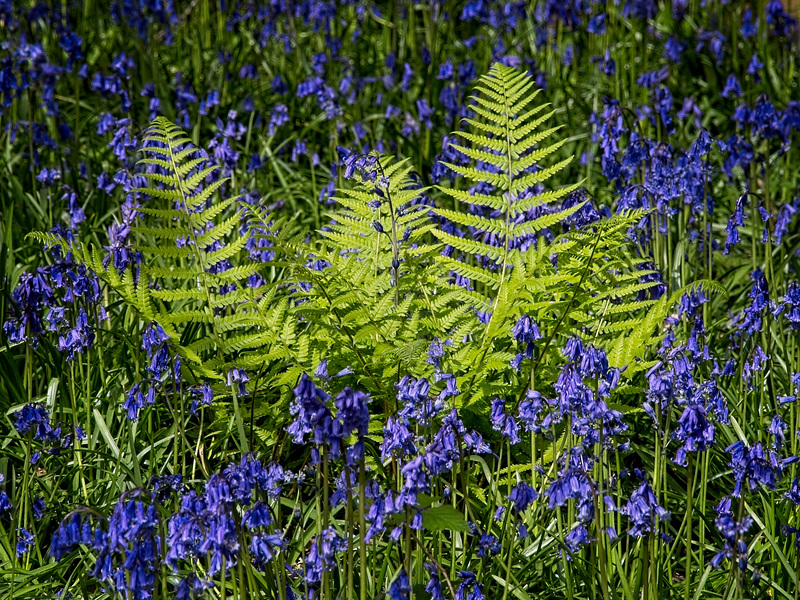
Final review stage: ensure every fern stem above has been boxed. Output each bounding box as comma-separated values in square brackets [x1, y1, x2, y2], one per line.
[358, 461, 368, 600]
[484, 65, 518, 336]
[159, 119, 226, 357]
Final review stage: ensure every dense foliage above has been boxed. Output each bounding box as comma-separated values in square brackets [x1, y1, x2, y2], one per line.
[1, 1, 800, 599]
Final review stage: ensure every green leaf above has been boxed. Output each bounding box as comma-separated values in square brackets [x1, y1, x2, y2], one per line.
[421, 505, 471, 532]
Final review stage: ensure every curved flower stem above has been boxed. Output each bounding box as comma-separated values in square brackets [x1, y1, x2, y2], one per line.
[322, 448, 331, 600]
[556, 507, 574, 600]
[501, 532, 516, 600]
[221, 557, 227, 600]
[594, 431, 611, 600]
[69, 362, 89, 503]
[346, 474, 354, 600]
[412, 531, 457, 599]
[359, 461, 368, 600]
[684, 454, 695, 600]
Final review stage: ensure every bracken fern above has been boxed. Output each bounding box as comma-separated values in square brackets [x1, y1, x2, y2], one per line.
[285, 155, 440, 399]
[30, 71, 723, 427]
[429, 64, 723, 408]
[31, 118, 293, 397]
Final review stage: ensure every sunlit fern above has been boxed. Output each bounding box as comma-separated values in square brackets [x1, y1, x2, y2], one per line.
[285, 155, 442, 397]
[430, 64, 723, 408]
[31, 118, 294, 393]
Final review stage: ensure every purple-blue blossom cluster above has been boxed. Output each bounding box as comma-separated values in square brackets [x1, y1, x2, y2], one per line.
[4, 242, 106, 358]
[4, 0, 800, 597]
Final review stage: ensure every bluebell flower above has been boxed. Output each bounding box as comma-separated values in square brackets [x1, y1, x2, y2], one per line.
[104, 223, 136, 273]
[226, 367, 249, 397]
[49, 512, 100, 561]
[726, 440, 795, 497]
[563, 336, 584, 362]
[365, 489, 399, 542]
[736, 269, 769, 335]
[437, 61, 454, 80]
[622, 0, 657, 19]
[721, 74, 743, 99]
[436, 373, 460, 402]
[96, 496, 162, 596]
[401, 455, 429, 503]
[511, 315, 543, 369]
[123, 381, 156, 421]
[712, 497, 754, 571]
[142, 322, 170, 376]
[741, 9, 758, 38]
[742, 344, 769, 383]
[456, 571, 484, 600]
[3, 269, 55, 346]
[672, 397, 715, 466]
[250, 532, 286, 569]
[380, 417, 416, 459]
[637, 67, 669, 89]
[242, 501, 273, 530]
[579, 344, 609, 379]
[545, 459, 595, 522]
[464, 430, 491, 454]
[768, 415, 787, 451]
[305, 528, 346, 584]
[268, 104, 289, 136]
[474, 532, 500, 557]
[397, 376, 440, 425]
[766, 0, 798, 36]
[695, 30, 726, 65]
[189, 383, 213, 414]
[747, 55, 764, 84]
[773, 198, 799, 244]
[426, 338, 450, 371]
[593, 49, 615, 76]
[723, 193, 748, 254]
[0, 489, 11, 515]
[518, 389, 546, 433]
[176, 575, 212, 600]
[490, 398, 520, 444]
[564, 524, 592, 554]
[271, 74, 287, 95]
[773, 281, 800, 329]
[621, 475, 670, 537]
[587, 13, 606, 35]
[36, 166, 61, 187]
[388, 569, 411, 600]
[199, 479, 241, 577]
[664, 36, 684, 63]
[32, 497, 46, 519]
[424, 563, 445, 600]
[343, 152, 379, 182]
[508, 481, 538, 513]
[334, 387, 370, 439]
[16, 528, 35, 556]
[786, 479, 800, 505]
[13, 403, 58, 442]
